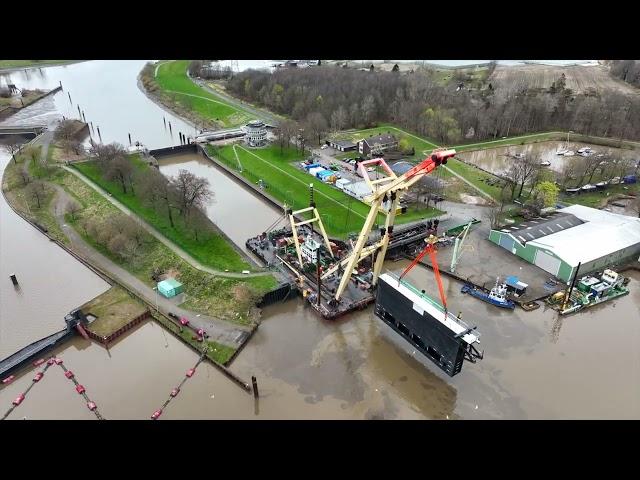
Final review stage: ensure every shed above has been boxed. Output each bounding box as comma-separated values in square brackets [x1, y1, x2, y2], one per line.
[335, 178, 351, 190]
[157, 278, 184, 298]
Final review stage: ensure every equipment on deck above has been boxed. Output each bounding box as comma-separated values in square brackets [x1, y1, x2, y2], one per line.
[321, 149, 456, 301]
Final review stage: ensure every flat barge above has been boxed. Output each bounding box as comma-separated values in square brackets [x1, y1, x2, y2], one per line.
[247, 220, 442, 319]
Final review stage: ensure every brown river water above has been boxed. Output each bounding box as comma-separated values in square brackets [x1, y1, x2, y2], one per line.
[1, 61, 639, 419]
[459, 141, 639, 176]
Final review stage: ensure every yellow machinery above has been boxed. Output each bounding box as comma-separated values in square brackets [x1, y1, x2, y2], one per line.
[320, 149, 456, 301]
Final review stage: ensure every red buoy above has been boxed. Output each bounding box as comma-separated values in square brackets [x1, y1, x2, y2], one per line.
[65, 371, 74, 379]
[186, 368, 195, 378]
[87, 401, 97, 411]
[2, 375, 15, 385]
[32, 372, 44, 382]
[33, 358, 45, 367]
[151, 409, 162, 420]
[13, 393, 25, 406]
[75, 384, 85, 394]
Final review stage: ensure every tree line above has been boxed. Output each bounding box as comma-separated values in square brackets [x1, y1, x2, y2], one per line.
[221, 65, 640, 145]
[609, 61, 640, 88]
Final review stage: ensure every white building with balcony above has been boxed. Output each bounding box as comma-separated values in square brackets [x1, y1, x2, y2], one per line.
[244, 120, 268, 147]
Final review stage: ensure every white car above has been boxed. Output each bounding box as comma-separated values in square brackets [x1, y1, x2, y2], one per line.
[321, 145, 328, 149]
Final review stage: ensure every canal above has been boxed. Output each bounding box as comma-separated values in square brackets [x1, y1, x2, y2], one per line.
[1, 61, 639, 419]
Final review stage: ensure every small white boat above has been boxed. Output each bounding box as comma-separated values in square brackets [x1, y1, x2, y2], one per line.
[610, 176, 621, 185]
[556, 149, 568, 155]
[540, 161, 551, 166]
[564, 150, 575, 157]
[581, 184, 596, 191]
[513, 153, 525, 159]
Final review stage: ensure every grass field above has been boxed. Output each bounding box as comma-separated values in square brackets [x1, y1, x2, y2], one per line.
[210, 144, 442, 238]
[155, 61, 252, 128]
[73, 155, 256, 273]
[445, 158, 504, 200]
[82, 286, 148, 337]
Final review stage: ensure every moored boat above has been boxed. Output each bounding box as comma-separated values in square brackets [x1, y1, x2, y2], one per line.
[461, 279, 515, 309]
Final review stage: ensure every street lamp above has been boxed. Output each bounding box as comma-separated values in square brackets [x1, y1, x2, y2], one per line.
[152, 286, 158, 314]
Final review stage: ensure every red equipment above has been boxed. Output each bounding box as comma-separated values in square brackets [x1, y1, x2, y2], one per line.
[399, 237, 448, 311]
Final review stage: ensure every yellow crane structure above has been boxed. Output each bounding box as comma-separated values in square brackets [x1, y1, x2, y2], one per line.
[320, 148, 457, 301]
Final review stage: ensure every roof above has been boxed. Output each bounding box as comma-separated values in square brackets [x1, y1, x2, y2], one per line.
[361, 133, 397, 147]
[158, 278, 182, 289]
[329, 139, 356, 148]
[527, 205, 640, 267]
[498, 212, 584, 243]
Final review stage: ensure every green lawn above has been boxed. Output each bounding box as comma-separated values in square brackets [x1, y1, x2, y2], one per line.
[453, 132, 562, 152]
[445, 158, 504, 200]
[210, 144, 442, 238]
[73, 156, 256, 273]
[154, 60, 252, 128]
[561, 184, 639, 208]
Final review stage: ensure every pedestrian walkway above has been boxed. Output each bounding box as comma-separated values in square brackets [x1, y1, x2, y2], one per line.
[62, 166, 270, 279]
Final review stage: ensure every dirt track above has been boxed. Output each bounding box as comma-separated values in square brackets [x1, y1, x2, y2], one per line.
[490, 64, 640, 96]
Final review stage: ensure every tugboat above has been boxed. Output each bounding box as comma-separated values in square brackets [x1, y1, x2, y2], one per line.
[461, 278, 516, 309]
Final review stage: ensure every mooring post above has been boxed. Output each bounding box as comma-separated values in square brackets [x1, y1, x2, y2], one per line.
[10, 274, 18, 286]
[251, 376, 259, 398]
[163, 117, 166, 128]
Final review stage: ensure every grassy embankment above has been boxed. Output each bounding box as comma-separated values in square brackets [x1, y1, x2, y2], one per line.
[3, 144, 275, 328]
[153, 60, 252, 128]
[209, 144, 442, 238]
[2, 147, 69, 243]
[60, 165, 275, 323]
[73, 155, 258, 273]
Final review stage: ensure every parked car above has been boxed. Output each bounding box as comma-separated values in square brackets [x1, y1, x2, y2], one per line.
[321, 145, 328, 149]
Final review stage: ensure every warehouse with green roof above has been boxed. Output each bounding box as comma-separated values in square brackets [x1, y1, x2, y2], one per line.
[488, 205, 640, 283]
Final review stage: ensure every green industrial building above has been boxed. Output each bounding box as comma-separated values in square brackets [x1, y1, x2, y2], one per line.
[489, 205, 640, 283]
[157, 278, 184, 298]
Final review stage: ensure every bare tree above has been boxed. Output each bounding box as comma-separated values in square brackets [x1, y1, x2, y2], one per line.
[61, 138, 83, 156]
[170, 169, 213, 222]
[54, 119, 79, 142]
[90, 142, 127, 174]
[138, 169, 178, 228]
[2, 142, 22, 164]
[26, 181, 46, 209]
[106, 156, 135, 194]
[19, 169, 31, 186]
[275, 119, 298, 154]
[108, 233, 129, 258]
[305, 112, 328, 146]
[514, 154, 540, 198]
[65, 199, 81, 220]
[330, 106, 347, 132]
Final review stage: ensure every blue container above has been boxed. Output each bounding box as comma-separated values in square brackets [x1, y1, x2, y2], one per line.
[304, 163, 321, 170]
[623, 175, 637, 184]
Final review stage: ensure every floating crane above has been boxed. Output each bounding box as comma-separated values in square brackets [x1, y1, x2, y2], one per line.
[320, 148, 457, 301]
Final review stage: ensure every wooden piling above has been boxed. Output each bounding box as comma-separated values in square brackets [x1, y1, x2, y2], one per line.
[10, 274, 18, 286]
[251, 376, 259, 398]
